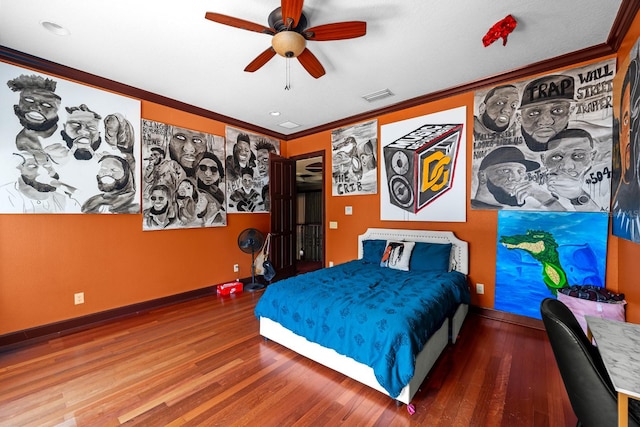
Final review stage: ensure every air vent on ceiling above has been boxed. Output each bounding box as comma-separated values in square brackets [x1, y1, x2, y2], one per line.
[278, 121, 301, 129]
[362, 88, 394, 102]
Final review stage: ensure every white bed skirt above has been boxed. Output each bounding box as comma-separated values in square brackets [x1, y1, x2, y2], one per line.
[259, 303, 468, 404]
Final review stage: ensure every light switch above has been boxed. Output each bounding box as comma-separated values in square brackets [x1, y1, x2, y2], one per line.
[329, 221, 338, 229]
[345, 206, 353, 215]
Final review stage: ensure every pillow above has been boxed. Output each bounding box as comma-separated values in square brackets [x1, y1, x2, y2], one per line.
[380, 240, 415, 271]
[362, 239, 387, 263]
[410, 242, 452, 273]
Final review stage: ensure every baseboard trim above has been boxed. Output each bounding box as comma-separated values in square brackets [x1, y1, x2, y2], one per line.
[1, 293, 544, 352]
[470, 306, 544, 330]
[0, 286, 217, 352]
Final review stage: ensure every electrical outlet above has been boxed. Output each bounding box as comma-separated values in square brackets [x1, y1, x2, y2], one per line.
[233, 264, 239, 273]
[476, 283, 485, 295]
[329, 261, 334, 267]
[74, 292, 85, 305]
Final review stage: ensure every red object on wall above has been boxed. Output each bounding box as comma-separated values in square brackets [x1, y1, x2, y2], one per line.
[482, 15, 518, 47]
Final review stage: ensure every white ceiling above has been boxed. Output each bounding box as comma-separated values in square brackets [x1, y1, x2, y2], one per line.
[0, 0, 628, 138]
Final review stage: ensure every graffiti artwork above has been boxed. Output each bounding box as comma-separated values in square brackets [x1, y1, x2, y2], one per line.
[141, 120, 226, 230]
[331, 120, 378, 196]
[225, 127, 280, 213]
[383, 123, 462, 214]
[472, 59, 615, 212]
[0, 62, 141, 214]
[612, 37, 640, 243]
[380, 106, 466, 222]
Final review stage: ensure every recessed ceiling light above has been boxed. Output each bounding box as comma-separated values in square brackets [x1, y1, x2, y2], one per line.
[41, 21, 70, 36]
[269, 111, 281, 116]
[278, 121, 300, 129]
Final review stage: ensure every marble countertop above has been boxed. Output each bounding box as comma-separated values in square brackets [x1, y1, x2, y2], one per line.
[586, 316, 640, 398]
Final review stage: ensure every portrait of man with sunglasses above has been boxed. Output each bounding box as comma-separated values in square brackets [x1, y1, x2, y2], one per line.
[195, 151, 225, 206]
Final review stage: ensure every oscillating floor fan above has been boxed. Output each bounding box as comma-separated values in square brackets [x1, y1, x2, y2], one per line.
[237, 228, 266, 291]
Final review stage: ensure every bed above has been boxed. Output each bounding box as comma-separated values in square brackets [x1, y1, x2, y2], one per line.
[254, 228, 470, 405]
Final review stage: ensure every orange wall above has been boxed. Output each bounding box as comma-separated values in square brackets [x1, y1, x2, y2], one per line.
[3, 12, 640, 335]
[287, 95, 500, 309]
[0, 100, 269, 335]
[289, 93, 620, 312]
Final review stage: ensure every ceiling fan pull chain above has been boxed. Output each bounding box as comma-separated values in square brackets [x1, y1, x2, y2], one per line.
[285, 58, 291, 90]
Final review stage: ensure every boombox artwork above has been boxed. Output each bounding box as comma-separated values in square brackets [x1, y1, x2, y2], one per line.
[383, 123, 464, 214]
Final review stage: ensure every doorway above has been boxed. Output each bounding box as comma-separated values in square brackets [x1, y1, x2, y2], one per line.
[293, 151, 325, 274]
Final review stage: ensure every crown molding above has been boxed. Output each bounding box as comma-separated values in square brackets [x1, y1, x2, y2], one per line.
[1, 0, 638, 142]
[0, 45, 286, 140]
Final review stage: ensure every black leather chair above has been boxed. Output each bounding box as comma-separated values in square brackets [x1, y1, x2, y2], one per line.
[540, 298, 640, 427]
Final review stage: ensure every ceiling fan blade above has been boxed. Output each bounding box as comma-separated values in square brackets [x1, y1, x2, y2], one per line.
[304, 22, 367, 41]
[281, 0, 304, 28]
[244, 48, 277, 72]
[205, 12, 275, 35]
[297, 48, 325, 78]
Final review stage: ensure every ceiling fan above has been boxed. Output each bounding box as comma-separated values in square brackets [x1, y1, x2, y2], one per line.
[205, 1, 367, 78]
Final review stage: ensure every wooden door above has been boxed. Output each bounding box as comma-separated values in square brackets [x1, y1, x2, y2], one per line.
[269, 154, 296, 280]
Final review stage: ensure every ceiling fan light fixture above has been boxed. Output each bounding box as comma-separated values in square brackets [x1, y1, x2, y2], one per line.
[272, 31, 306, 58]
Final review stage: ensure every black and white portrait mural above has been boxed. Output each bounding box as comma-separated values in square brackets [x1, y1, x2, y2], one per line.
[612, 38, 640, 243]
[224, 126, 280, 213]
[330, 120, 378, 196]
[0, 62, 141, 214]
[380, 106, 466, 222]
[471, 59, 615, 211]
[141, 120, 226, 230]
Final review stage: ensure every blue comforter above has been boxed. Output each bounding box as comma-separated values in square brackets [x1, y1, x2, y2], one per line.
[254, 260, 470, 398]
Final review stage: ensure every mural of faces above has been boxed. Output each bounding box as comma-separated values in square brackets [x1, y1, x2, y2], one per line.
[224, 127, 280, 214]
[141, 120, 227, 230]
[1, 64, 141, 214]
[472, 60, 614, 212]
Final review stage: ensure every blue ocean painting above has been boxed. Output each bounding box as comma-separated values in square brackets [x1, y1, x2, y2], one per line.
[495, 211, 608, 319]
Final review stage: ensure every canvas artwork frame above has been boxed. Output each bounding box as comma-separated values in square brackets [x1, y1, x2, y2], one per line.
[225, 126, 280, 213]
[495, 211, 608, 320]
[379, 106, 466, 222]
[611, 36, 640, 243]
[330, 119, 378, 196]
[141, 119, 227, 230]
[471, 59, 615, 212]
[0, 62, 141, 214]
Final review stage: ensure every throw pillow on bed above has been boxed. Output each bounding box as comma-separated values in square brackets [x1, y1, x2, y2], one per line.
[380, 240, 415, 271]
[362, 239, 387, 263]
[410, 242, 452, 273]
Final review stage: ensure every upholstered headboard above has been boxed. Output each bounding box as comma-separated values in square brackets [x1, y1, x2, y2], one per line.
[357, 228, 469, 275]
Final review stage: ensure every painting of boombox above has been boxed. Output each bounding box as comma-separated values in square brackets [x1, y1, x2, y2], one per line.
[383, 123, 463, 214]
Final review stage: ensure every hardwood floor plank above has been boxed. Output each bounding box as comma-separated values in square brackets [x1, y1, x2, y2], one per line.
[118, 358, 245, 423]
[0, 291, 577, 426]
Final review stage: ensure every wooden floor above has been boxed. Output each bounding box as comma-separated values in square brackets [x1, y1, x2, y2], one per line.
[0, 290, 577, 426]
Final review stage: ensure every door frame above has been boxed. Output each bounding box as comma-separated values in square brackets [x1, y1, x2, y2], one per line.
[291, 150, 326, 268]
